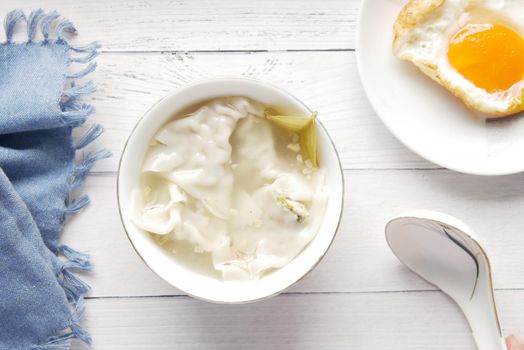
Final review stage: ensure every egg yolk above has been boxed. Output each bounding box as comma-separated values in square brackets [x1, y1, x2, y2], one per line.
[448, 23, 524, 93]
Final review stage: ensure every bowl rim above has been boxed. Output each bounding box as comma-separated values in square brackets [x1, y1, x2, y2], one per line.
[116, 76, 345, 303]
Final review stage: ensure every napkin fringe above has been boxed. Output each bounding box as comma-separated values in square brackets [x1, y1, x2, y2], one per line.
[65, 195, 90, 215]
[4, 9, 25, 43]
[55, 19, 77, 40]
[70, 297, 92, 345]
[27, 9, 44, 42]
[60, 267, 91, 302]
[58, 245, 92, 270]
[31, 333, 75, 350]
[31, 298, 91, 350]
[70, 50, 99, 64]
[60, 103, 95, 128]
[66, 62, 97, 79]
[62, 81, 96, 99]
[69, 41, 101, 53]
[41, 11, 60, 41]
[55, 9, 110, 346]
[2, 9, 110, 349]
[70, 149, 112, 190]
[74, 124, 105, 150]
[60, 80, 97, 126]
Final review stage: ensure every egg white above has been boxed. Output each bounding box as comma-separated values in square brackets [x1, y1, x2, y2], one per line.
[393, 0, 524, 117]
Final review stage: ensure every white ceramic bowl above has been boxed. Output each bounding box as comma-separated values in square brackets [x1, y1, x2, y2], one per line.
[117, 78, 344, 303]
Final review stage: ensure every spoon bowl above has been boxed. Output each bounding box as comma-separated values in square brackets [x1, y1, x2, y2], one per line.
[386, 210, 507, 350]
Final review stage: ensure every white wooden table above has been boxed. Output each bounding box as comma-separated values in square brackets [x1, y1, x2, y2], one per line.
[6, 1, 524, 348]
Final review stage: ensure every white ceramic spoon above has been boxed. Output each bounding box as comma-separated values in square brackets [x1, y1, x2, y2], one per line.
[386, 210, 507, 350]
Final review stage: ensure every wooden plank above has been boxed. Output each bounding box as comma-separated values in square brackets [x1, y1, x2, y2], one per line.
[71, 290, 524, 350]
[62, 170, 524, 298]
[76, 51, 434, 172]
[0, 0, 357, 51]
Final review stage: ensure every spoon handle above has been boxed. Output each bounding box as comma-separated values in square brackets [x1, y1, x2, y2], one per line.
[465, 292, 508, 350]
[471, 333, 507, 350]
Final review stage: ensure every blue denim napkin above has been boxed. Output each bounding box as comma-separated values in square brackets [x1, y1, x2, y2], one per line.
[0, 9, 110, 349]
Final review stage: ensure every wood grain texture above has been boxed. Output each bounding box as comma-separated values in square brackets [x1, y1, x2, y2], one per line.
[80, 51, 435, 172]
[0, 0, 357, 51]
[63, 170, 524, 298]
[70, 290, 524, 350]
[2, 2, 523, 349]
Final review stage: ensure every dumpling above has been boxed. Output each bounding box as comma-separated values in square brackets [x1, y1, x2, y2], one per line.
[224, 172, 325, 278]
[142, 97, 263, 218]
[131, 174, 185, 235]
[230, 114, 284, 191]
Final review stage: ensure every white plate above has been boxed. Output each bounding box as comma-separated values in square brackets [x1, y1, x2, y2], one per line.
[356, 0, 524, 175]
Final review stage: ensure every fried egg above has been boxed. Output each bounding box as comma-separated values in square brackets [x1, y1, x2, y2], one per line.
[393, 0, 524, 117]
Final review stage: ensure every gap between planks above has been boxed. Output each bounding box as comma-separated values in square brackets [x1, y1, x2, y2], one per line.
[88, 168, 448, 177]
[84, 288, 524, 301]
[99, 49, 355, 54]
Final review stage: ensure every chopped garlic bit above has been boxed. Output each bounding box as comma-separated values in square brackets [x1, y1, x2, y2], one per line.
[287, 143, 301, 152]
[296, 154, 303, 163]
[302, 167, 313, 175]
[154, 234, 171, 246]
[305, 160, 313, 169]
[277, 196, 310, 223]
[253, 218, 263, 228]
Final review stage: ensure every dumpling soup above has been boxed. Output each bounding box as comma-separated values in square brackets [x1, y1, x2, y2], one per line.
[131, 97, 328, 281]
